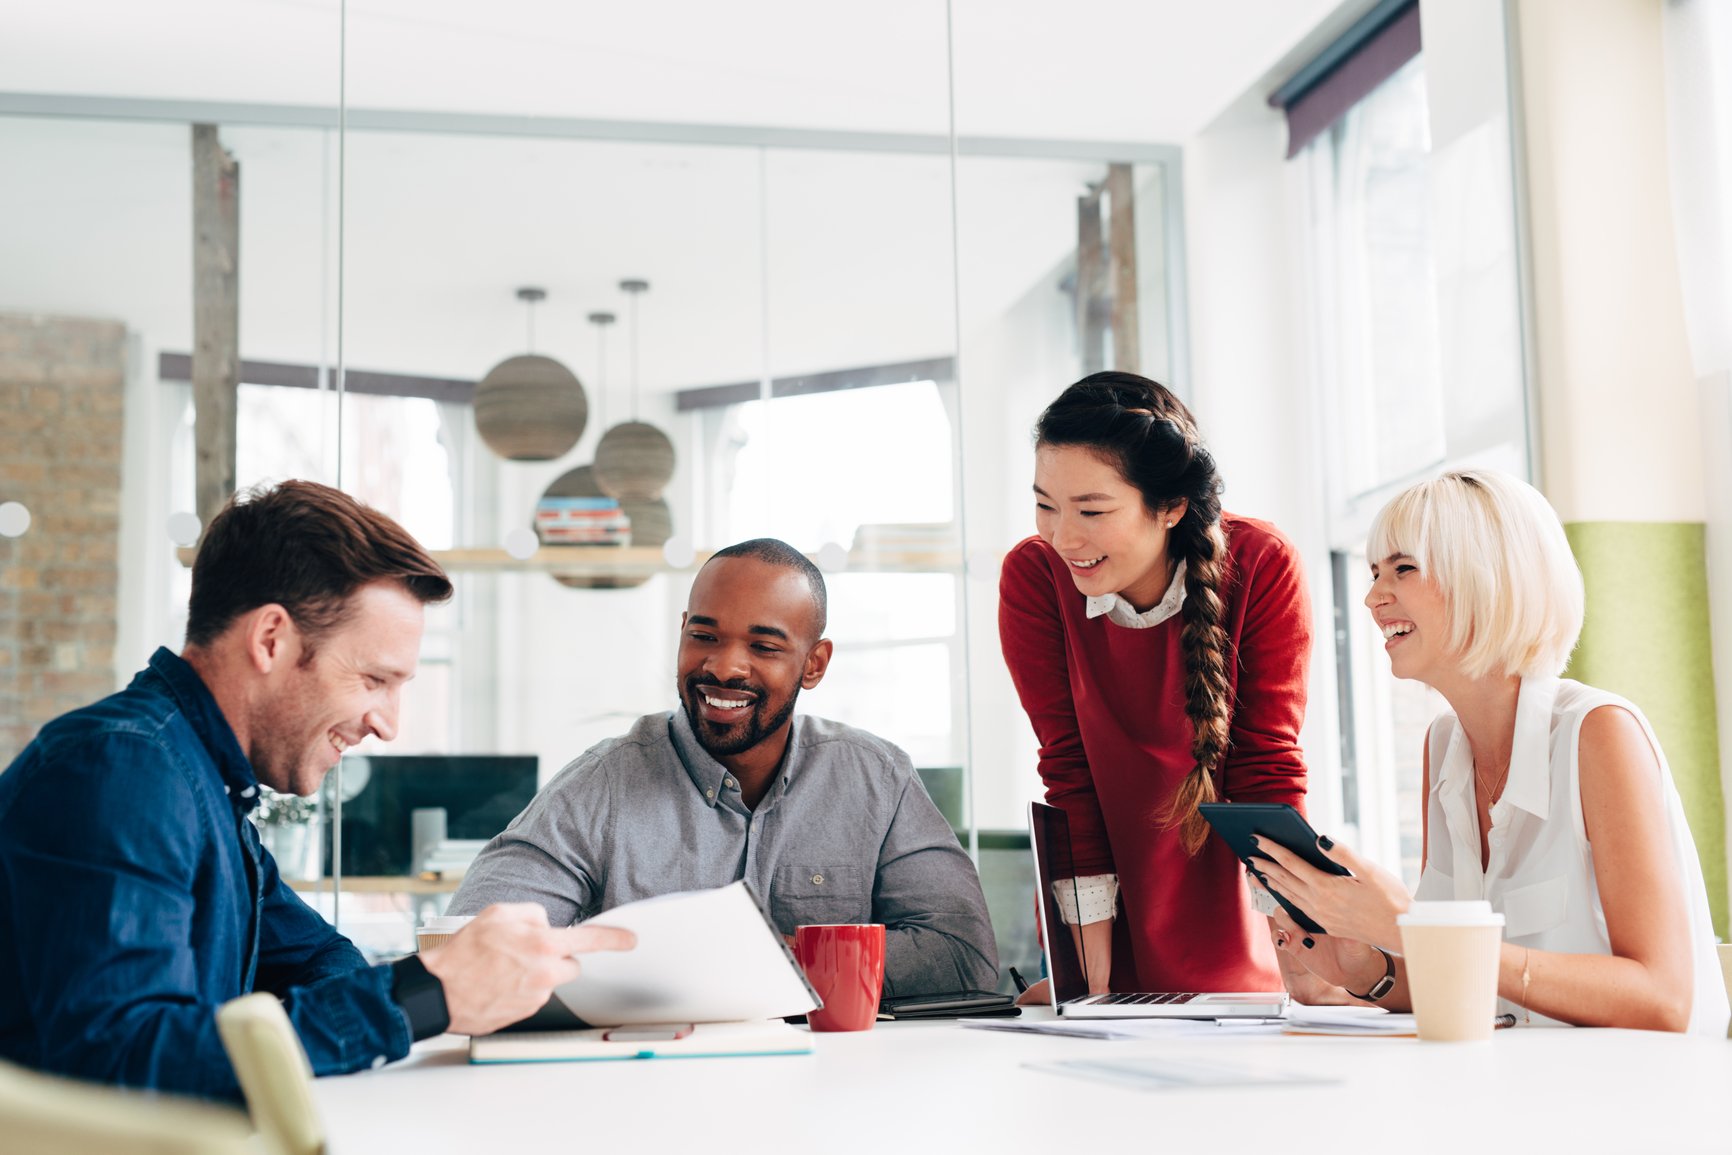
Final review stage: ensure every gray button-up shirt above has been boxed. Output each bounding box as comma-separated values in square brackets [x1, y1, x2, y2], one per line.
[449, 709, 998, 996]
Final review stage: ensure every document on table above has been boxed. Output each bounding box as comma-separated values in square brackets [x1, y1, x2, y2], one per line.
[1282, 1005, 1418, 1036]
[1027, 1056, 1343, 1091]
[552, 881, 820, 1027]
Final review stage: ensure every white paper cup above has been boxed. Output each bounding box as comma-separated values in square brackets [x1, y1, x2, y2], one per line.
[1398, 901, 1505, 1041]
[416, 914, 475, 954]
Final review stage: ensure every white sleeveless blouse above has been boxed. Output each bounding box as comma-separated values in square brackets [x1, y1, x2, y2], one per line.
[1412, 676, 1729, 1037]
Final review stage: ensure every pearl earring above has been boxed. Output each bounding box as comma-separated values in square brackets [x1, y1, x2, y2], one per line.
[1166, 521, 1175, 528]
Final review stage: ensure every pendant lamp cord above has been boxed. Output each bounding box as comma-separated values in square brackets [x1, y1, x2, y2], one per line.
[597, 321, 608, 429]
[588, 311, 615, 431]
[628, 291, 639, 421]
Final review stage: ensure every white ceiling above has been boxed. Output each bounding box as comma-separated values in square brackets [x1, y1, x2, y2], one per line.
[3, 0, 1343, 142]
[0, 1, 1350, 392]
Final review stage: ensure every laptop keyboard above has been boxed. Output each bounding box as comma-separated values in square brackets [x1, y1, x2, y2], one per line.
[1090, 992, 1199, 1005]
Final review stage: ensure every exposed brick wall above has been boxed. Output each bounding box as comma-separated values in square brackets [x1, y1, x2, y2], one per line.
[0, 313, 126, 764]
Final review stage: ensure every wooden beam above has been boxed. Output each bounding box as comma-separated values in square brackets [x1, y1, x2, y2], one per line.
[191, 123, 239, 533]
[1105, 163, 1140, 374]
[1076, 185, 1107, 376]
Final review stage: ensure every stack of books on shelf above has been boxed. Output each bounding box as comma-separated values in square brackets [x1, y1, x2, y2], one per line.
[535, 496, 631, 546]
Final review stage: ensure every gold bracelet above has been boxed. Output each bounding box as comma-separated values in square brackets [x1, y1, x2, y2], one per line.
[1520, 947, 1531, 1025]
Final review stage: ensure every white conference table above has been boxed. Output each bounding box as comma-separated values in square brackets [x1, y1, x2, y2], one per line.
[313, 1010, 1732, 1154]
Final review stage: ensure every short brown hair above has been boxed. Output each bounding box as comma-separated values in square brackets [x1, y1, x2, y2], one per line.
[185, 480, 453, 649]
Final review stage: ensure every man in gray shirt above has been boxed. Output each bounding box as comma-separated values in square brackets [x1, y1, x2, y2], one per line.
[451, 538, 998, 996]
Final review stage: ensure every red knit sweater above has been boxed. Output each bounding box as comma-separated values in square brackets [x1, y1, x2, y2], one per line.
[999, 513, 1313, 994]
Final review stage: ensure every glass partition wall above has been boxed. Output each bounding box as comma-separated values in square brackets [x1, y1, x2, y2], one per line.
[0, 3, 1184, 988]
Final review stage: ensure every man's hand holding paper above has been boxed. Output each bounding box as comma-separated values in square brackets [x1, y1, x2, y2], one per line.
[422, 903, 636, 1037]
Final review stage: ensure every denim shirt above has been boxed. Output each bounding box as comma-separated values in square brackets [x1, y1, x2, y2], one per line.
[0, 647, 411, 1099]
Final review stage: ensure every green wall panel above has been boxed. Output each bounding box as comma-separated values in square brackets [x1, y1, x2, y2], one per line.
[1564, 521, 1726, 939]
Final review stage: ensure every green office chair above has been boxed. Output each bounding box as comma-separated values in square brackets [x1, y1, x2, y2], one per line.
[216, 993, 328, 1155]
[0, 1058, 254, 1155]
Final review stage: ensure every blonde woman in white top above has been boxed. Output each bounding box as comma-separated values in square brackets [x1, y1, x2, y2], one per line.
[1253, 469, 1728, 1036]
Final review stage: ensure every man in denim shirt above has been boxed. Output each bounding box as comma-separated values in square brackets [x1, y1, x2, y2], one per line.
[453, 539, 998, 995]
[0, 481, 632, 1099]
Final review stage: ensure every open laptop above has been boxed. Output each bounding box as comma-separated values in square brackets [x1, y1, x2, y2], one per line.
[1029, 801, 1289, 1019]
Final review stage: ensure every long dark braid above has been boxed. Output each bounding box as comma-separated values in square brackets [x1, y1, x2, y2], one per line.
[1166, 504, 1231, 853]
[1035, 371, 1232, 855]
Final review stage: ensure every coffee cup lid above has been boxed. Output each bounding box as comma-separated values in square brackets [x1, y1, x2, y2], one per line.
[1397, 900, 1505, 927]
[419, 915, 476, 932]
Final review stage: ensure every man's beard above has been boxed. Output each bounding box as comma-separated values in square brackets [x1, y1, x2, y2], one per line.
[680, 674, 799, 757]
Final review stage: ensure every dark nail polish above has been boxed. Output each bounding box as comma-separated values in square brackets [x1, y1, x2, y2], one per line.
[1248, 835, 1260, 847]
[1319, 835, 1335, 850]
[1302, 937, 1316, 949]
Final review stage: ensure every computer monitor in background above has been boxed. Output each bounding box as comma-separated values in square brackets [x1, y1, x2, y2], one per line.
[323, 754, 538, 877]
[915, 765, 964, 832]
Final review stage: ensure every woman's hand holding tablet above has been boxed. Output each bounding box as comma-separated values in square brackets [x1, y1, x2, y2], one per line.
[1198, 802, 1409, 950]
[1250, 836, 1410, 954]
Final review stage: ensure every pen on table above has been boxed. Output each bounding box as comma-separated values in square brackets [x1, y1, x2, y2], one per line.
[1494, 1013, 1518, 1030]
[1008, 967, 1030, 994]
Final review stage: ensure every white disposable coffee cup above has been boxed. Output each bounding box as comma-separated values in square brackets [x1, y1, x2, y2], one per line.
[1397, 900, 1505, 1041]
[416, 914, 475, 954]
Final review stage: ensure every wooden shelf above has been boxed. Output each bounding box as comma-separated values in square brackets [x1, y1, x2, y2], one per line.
[285, 875, 461, 895]
[437, 546, 692, 577]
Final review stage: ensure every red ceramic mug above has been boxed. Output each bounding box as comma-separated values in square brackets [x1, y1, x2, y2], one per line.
[794, 923, 886, 1032]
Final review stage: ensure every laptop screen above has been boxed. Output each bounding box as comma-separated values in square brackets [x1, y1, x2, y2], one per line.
[1029, 801, 1093, 1005]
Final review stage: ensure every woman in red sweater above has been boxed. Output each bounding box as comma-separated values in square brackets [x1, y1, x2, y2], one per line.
[1000, 372, 1312, 996]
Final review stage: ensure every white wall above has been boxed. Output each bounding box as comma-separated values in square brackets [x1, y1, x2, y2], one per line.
[1516, 0, 1705, 522]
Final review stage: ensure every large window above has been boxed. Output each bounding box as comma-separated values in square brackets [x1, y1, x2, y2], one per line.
[703, 380, 964, 785]
[1302, 42, 1530, 881]
[1308, 58, 1445, 505]
[1303, 56, 1442, 878]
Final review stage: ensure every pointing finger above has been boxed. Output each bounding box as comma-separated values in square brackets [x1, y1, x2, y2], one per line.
[550, 924, 637, 956]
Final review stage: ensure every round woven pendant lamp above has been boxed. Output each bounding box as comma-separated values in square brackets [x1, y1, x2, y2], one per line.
[474, 288, 588, 461]
[475, 354, 587, 460]
[620, 496, 672, 549]
[593, 420, 676, 501]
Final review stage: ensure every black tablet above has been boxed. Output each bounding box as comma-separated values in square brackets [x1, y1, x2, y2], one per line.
[1197, 802, 1349, 936]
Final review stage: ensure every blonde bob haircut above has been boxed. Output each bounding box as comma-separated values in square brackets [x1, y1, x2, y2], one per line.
[1366, 468, 1584, 680]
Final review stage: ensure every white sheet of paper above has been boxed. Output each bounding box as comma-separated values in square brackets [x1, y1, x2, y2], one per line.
[552, 881, 819, 1027]
[963, 1017, 1285, 1040]
[1284, 1005, 1418, 1035]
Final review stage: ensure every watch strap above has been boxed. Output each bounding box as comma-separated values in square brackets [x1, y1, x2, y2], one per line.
[390, 954, 451, 1041]
[1344, 946, 1396, 1003]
